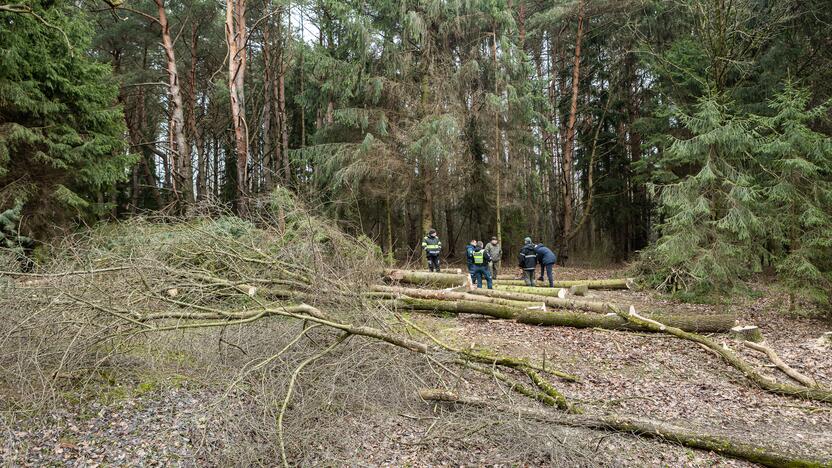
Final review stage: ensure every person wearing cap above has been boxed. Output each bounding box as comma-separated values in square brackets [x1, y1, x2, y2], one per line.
[421, 229, 442, 272]
[465, 239, 478, 283]
[484, 236, 502, 279]
[518, 237, 538, 286]
[471, 241, 493, 289]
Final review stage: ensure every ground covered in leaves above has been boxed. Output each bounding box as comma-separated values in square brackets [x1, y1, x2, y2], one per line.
[2, 265, 831, 466]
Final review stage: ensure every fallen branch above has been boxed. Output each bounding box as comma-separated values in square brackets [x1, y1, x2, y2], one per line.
[743, 341, 818, 388]
[418, 389, 831, 468]
[608, 305, 832, 403]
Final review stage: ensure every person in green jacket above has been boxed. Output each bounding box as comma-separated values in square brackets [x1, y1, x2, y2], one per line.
[484, 236, 502, 279]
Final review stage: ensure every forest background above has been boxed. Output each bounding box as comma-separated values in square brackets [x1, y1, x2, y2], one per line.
[3, 0, 832, 304]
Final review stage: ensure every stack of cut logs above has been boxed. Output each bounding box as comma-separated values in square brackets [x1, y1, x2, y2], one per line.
[376, 269, 736, 333]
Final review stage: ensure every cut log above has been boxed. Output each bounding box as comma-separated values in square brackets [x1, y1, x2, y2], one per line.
[372, 285, 540, 309]
[496, 277, 635, 289]
[743, 341, 818, 388]
[418, 389, 831, 468]
[569, 284, 588, 296]
[730, 325, 763, 343]
[384, 269, 634, 290]
[494, 285, 574, 297]
[397, 297, 735, 333]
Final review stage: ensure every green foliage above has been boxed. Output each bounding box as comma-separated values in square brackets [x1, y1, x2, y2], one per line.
[754, 82, 832, 303]
[0, 0, 133, 239]
[645, 94, 762, 292]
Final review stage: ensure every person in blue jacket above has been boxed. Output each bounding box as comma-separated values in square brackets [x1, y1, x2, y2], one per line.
[465, 239, 478, 284]
[517, 237, 538, 286]
[534, 243, 557, 287]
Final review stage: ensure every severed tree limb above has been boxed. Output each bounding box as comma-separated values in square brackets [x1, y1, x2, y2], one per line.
[418, 389, 831, 468]
[608, 305, 832, 402]
[451, 360, 577, 413]
[397, 313, 579, 382]
[278, 333, 349, 468]
[743, 341, 819, 388]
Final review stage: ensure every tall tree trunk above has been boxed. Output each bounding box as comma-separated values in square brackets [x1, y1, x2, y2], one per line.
[561, 0, 585, 260]
[186, 22, 207, 202]
[278, 56, 290, 183]
[155, 0, 193, 207]
[491, 24, 502, 243]
[262, 7, 274, 191]
[226, 0, 249, 215]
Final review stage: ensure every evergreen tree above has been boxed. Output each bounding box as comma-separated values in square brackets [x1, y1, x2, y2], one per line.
[645, 95, 762, 292]
[755, 82, 832, 307]
[0, 0, 133, 238]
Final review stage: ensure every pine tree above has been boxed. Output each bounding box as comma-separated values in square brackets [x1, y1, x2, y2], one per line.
[755, 82, 832, 307]
[0, 0, 133, 238]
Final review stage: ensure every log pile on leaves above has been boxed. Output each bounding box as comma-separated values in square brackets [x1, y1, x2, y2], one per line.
[1, 193, 830, 466]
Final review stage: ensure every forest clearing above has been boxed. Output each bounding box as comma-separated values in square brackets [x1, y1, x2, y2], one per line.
[3, 0, 832, 465]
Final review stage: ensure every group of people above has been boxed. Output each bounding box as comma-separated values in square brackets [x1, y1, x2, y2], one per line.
[421, 230, 558, 289]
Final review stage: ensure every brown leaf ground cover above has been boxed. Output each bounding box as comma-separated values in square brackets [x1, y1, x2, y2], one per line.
[2, 266, 830, 466]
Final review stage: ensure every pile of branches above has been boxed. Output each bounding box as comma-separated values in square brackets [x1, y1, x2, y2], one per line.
[1, 191, 831, 466]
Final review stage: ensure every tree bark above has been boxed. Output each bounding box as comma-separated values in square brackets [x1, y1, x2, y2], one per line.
[155, 0, 193, 206]
[385, 269, 633, 290]
[394, 296, 736, 333]
[560, 0, 585, 257]
[226, 0, 249, 215]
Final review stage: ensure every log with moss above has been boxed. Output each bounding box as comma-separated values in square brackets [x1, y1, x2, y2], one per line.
[384, 269, 634, 290]
[418, 389, 831, 468]
[396, 297, 736, 333]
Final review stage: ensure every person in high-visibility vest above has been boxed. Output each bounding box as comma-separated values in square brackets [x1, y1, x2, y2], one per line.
[421, 228, 442, 272]
[471, 241, 493, 289]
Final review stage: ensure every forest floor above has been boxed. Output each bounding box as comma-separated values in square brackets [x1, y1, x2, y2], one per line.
[3, 266, 832, 466]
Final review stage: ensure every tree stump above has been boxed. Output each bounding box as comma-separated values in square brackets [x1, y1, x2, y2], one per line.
[569, 284, 589, 296]
[731, 325, 763, 343]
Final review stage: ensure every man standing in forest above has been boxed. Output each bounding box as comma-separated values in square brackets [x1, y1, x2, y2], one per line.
[465, 239, 478, 283]
[535, 243, 558, 288]
[484, 236, 502, 279]
[518, 237, 537, 287]
[471, 241, 493, 289]
[421, 229, 442, 272]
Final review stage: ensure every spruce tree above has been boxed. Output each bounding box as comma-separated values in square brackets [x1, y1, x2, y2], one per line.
[646, 94, 762, 293]
[0, 0, 133, 238]
[755, 82, 832, 307]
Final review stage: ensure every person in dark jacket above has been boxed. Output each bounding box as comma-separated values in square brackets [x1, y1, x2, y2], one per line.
[517, 237, 537, 286]
[465, 239, 478, 283]
[534, 243, 557, 287]
[421, 229, 442, 272]
[471, 241, 493, 289]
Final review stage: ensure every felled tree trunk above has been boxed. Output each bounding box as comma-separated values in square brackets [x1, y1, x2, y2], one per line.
[496, 278, 635, 289]
[397, 297, 735, 333]
[385, 269, 634, 290]
[418, 389, 831, 468]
